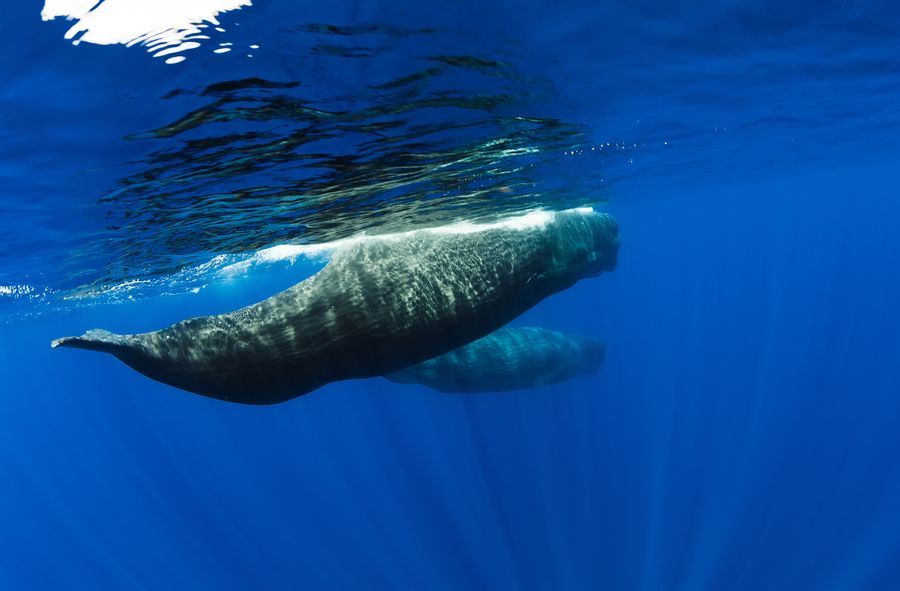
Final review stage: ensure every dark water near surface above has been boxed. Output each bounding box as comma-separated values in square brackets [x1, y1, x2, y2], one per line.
[3, 1, 900, 589]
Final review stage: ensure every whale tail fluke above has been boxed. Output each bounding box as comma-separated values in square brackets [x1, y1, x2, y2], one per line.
[51, 329, 133, 356]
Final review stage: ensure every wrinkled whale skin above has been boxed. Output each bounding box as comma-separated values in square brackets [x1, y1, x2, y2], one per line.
[53, 210, 619, 404]
[386, 326, 605, 393]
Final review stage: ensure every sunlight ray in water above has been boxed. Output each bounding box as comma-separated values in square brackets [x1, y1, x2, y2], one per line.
[41, 0, 253, 63]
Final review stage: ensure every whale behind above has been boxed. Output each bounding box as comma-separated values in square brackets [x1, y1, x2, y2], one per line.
[53, 209, 619, 404]
[386, 326, 605, 393]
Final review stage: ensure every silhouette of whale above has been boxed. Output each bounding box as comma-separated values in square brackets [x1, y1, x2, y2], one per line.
[386, 326, 604, 393]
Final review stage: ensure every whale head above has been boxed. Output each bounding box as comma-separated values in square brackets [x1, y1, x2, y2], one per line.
[582, 212, 619, 276]
[580, 338, 606, 373]
[538, 210, 620, 290]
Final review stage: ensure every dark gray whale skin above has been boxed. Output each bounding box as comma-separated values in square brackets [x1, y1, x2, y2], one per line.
[386, 326, 605, 393]
[52, 210, 619, 404]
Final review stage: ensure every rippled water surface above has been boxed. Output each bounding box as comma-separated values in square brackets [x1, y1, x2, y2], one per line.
[5, 1, 900, 306]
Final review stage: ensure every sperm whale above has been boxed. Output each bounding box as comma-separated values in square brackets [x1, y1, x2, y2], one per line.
[386, 326, 605, 393]
[53, 209, 619, 404]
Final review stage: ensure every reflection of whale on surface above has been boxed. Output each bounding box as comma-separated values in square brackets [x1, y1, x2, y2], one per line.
[386, 326, 605, 393]
[52, 209, 619, 405]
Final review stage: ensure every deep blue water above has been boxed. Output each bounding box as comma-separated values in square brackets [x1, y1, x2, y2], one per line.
[3, 1, 900, 589]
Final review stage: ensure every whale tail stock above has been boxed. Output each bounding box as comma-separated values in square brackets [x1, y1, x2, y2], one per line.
[51, 329, 133, 357]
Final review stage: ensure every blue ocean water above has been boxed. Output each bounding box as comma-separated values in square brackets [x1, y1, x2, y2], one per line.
[3, 1, 900, 589]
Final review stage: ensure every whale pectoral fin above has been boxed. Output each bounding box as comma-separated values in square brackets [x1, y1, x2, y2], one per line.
[51, 329, 131, 356]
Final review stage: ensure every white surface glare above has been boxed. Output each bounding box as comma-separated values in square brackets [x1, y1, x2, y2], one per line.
[41, 0, 252, 63]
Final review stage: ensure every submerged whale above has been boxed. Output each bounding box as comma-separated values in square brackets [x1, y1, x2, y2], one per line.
[53, 209, 619, 404]
[386, 326, 605, 393]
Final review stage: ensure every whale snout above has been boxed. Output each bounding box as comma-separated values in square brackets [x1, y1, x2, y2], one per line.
[584, 340, 606, 371]
[580, 214, 619, 276]
[600, 230, 620, 272]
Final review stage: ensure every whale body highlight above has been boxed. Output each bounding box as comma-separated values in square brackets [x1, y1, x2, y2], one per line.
[386, 326, 605, 393]
[52, 209, 619, 404]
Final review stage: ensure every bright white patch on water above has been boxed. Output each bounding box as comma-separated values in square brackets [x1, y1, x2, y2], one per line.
[0, 285, 36, 298]
[217, 244, 333, 278]
[424, 209, 554, 235]
[217, 208, 595, 277]
[41, 0, 252, 63]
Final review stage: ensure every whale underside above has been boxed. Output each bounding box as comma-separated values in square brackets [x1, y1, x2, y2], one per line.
[53, 209, 619, 404]
[386, 326, 605, 393]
